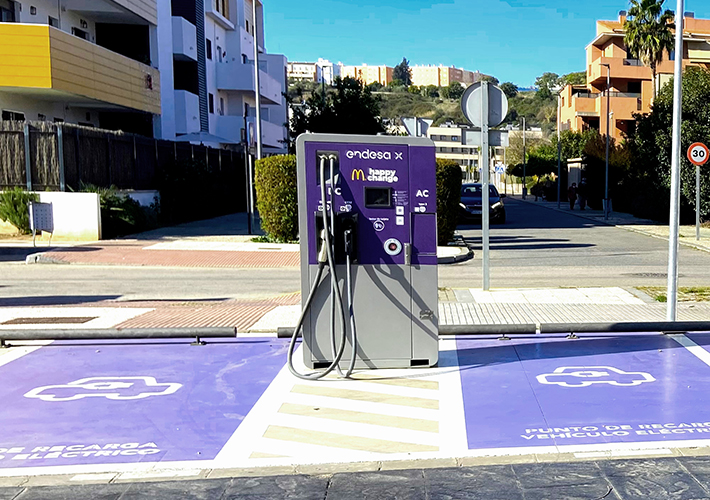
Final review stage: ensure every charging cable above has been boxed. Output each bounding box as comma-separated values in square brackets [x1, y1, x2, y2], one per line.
[287, 156, 358, 380]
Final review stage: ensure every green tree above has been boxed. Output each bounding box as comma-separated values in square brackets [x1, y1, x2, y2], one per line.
[535, 72, 560, 100]
[393, 57, 412, 87]
[480, 75, 499, 85]
[500, 82, 518, 98]
[624, 0, 675, 98]
[289, 77, 385, 150]
[445, 82, 465, 100]
[422, 85, 439, 98]
[630, 66, 710, 221]
[561, 71, 587, 86]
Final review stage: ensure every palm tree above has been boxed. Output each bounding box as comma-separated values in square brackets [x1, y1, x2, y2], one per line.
[624, 0, 675, 99]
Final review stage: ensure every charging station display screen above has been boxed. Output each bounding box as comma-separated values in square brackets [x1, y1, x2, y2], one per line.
[364, 187, 392, 208]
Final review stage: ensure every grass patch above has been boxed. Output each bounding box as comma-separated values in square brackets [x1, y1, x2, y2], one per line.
[637, 286, 710, 302]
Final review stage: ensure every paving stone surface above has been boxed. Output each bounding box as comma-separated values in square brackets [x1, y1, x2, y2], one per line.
[5, 458, 710, 499]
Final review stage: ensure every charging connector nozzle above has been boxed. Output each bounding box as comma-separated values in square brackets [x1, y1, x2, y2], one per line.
[317, 229, 329, 263]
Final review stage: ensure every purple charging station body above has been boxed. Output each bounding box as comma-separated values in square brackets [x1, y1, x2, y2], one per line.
[296, 134, 439, 369]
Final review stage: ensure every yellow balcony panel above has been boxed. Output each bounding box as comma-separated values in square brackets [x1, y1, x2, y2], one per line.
[0, 23, 160, 115]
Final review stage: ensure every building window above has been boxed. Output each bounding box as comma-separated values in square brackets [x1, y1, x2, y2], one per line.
[217, 45, 223, 62]
[669, 50, 676, 61]
[451, 136, 460, 141]
[219, 97, 224, 115]
[48, 15, 59, 27]
[209, 93, 215, 114]
[246, 19, 249, 33]
[2, 110, 25, 121]
[215, 0, 228, 17]
[0, 0, 15, 22]
[72, 27, 90, 41]
[206, 39, 212, 60]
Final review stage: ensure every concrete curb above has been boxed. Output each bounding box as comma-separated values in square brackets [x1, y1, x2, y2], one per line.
[25, 253, 67, 265]
[437, 246, 474, 264]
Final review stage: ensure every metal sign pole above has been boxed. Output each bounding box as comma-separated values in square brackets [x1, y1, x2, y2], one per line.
[698, 164, 702, 241]
[666, 0, 685, 322]
[481, 82, 490, 291]
[688, 143, 709, 239]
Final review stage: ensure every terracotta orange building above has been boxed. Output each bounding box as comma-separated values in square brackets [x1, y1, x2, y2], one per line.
[560, 11, 710, 141]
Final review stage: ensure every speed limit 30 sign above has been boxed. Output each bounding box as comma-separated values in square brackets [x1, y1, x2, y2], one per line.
[688, 142, 709, 166]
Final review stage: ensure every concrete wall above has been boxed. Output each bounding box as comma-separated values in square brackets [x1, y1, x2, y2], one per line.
[34, 192, 101, 241]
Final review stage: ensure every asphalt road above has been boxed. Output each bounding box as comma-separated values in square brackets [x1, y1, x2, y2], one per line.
[0, 199, 709, 304]
[442, 198, 710, 288]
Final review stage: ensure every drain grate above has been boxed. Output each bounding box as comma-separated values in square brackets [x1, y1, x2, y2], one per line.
[1, 317, 97, 325]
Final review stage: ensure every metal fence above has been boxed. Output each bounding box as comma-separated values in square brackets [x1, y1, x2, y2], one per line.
[0, 121, 246, 197]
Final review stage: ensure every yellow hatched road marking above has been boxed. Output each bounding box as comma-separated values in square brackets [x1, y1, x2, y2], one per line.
[249, 452, 287, 459]
[291, 385, 439, 410]
[278, 403, 439, 433]
[350, 374, 439, 390]
[264, 426, 439, 453]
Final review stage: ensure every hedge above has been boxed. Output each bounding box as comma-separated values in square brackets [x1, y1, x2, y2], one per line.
[254, 154, 299, 242]
[436, 158, 463, 245]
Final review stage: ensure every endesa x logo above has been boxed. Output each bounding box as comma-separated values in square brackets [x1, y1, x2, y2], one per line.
[395, 152, 403, 160]
[351, 169, 365, 181]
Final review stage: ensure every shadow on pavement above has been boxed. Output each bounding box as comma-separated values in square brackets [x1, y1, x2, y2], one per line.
[0, 295, 120, 307]
[455, 334, 687, 373]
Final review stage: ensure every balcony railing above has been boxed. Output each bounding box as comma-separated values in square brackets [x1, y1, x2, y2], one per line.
[574, 91, 641, 99]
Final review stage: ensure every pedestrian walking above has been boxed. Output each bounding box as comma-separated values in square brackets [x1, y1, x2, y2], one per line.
[567, 183, 577, 210]
[577, 179, 588, 210]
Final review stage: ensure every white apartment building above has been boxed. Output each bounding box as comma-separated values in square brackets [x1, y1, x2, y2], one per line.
[0, 0, 288, 153]
[159, 0, 288, 153]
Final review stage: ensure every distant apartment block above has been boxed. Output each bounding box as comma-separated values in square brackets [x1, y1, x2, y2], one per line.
[560, 11, 710, 141]
[0, 0, 288, 153]
[287, 58, 341, 85]
[410, 65, 482, 88]
[0, 0, 161, 136]
[341, 64, 393, 86]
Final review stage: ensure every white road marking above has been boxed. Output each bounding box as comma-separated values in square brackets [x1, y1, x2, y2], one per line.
[671, 334, 710, 366]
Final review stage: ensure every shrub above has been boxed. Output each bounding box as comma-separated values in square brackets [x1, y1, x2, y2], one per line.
[436, 158, 463, 245]
[0, 187, 39, 234]
[81, 184, 154, 239]
[254, 155, 298, 243]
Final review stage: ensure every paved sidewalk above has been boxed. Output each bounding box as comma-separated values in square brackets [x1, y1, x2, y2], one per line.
[520, 195, 710, 253]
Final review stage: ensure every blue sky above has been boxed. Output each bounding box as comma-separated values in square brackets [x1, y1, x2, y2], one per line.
[263, 1, 710, 87]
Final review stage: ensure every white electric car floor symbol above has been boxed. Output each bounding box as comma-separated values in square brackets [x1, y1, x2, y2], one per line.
[536, 366, 655, 387]
[24, 377, 183, 401]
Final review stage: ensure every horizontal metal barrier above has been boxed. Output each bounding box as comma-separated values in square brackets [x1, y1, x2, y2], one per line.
[278, 322, 710, 339]
[0, 327, 237, 347]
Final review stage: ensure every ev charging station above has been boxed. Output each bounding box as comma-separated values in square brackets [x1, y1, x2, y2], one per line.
[289, 134, 439, 379]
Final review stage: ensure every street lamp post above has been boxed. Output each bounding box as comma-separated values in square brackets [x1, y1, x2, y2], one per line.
[522, 117, 526, 199]
[602, 63, 611, 220]
[557, 91, 562, 209]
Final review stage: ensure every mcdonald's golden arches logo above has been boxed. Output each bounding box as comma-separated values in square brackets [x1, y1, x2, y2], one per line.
[351, 169, 365, 181]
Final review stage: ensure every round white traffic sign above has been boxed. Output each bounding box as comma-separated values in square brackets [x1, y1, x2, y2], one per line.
[461, 82, 509, 128]
[688, 142, 709, 166]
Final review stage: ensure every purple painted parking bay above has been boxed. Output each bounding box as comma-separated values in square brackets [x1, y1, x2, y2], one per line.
[0, 339, 287, 469]
[457, 334, 710, 450]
